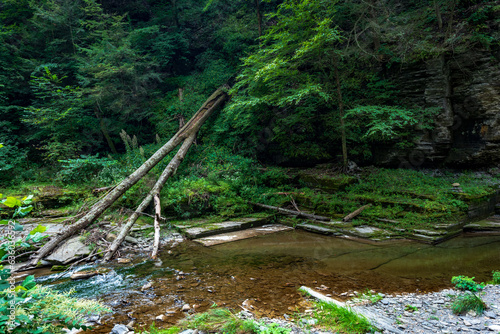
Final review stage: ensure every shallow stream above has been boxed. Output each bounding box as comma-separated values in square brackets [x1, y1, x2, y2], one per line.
[35, 230, 500, 332]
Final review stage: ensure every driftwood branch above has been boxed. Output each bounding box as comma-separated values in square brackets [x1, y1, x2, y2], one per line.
[250, 202, 332, 222]
[342, 204, 372, 222]
[151, 193, 161, 259]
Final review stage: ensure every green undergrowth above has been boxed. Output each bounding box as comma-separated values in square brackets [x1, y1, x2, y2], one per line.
[293, 168, 499, 231]
[159, 145, 292, 219]
[141, 308, 292, 334]
[312, 301, 375, 333]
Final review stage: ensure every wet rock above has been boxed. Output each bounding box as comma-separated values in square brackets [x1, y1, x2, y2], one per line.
[489, 324, 500, 331]
[71, 270, 98, 280]
[126, 320, 135, 330]
[117, 258, 131, 264]
[141, 282, 152, 291]
[182, 304, 191, 312]
[484, 311, 497, 318]
[62, 329, 84, 334]
[155, 314, 168, 321]
[111, 324, 130, 334]
[46, 237, 91, 264]
[179, 330, 196, 334]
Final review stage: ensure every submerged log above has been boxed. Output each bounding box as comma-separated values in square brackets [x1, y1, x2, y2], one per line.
[31, 86, 229, 267]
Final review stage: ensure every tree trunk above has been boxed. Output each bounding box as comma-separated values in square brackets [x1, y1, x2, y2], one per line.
[334, 61, 348, 167]
[94, 104, 118, 154]
[254, 0, 262, 37]
[31, 87, 228, 266]
[151, 193, 161, 259]
[103, 133, 197, 262]
[434, 0, 443, 31]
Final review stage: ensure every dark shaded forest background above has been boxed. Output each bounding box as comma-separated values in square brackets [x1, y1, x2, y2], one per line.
[1, 0, 498, 187]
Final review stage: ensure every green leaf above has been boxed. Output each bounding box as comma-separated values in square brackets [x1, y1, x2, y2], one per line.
[0, 220, 9, 225]
[3, 197, 21, 208]
[29, 225, 47, 235]
[14, 223, 23, 231]
[21, 275, 36, 290]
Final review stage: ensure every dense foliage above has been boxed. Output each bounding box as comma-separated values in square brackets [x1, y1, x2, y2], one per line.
[0, 0, 498, 184]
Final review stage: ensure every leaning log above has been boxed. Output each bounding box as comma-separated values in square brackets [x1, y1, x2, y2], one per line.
[31, 87, 228, 266]
[342, 204, 371, 222]
[103, 132, 197, 262]
[250, 202, 332, 221]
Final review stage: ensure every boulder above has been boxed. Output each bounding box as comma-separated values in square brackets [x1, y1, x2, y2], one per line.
[45, 237, 91, 265]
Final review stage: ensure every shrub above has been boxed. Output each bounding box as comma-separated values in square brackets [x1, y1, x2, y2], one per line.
[451, 276, 484, 292]
[492, 271, 500, 285]
[57, 154, 118, 184]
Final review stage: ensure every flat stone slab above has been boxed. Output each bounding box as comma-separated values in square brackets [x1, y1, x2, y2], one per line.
[46, 236, 91, 265]
[464, 216, 500, 231]
[194, 224, 293, 246]
[296, 223, 341, 235]
[175, 217, 268, 239]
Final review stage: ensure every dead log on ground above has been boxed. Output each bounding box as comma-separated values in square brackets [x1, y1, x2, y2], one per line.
[342, 204, 371, 222]
[250, 202, 332, 221]
[30, 87, 228, 266]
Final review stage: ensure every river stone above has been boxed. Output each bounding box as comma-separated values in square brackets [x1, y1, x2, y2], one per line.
[110, 324, 130, 334]
[125, 236, 138, 244]
[46, 237, 91, 264]
[489, 324, 500, 331]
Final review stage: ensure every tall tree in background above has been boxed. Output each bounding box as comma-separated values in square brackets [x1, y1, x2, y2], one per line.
[224, 0, 348, 164]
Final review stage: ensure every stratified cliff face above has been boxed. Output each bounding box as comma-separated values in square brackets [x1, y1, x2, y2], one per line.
[374, 49, 500, 167]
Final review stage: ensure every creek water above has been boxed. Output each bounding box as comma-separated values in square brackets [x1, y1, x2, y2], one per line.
[35, 230, 500, 332]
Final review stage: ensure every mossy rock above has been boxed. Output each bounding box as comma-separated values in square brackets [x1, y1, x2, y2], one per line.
[51, 265, 69, 272]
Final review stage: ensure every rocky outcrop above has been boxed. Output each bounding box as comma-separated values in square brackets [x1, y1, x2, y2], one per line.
[375, 49, 500, 167]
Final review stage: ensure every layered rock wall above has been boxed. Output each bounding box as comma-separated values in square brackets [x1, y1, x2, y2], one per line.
[374, 49, 500, 167]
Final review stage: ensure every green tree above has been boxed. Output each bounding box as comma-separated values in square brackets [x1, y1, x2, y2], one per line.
[221, 0, 347, 163]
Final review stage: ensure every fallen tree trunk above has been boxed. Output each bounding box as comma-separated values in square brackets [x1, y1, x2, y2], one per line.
[31, 87, 228, 266]
[250, 202, 332, 221]
[342, 204, 372, 222]
[151, 193, 161, 259]
[103, 133, 197, 261]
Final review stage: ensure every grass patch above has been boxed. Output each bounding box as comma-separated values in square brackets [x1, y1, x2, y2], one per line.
[313, 301, 375, 333]
[451, 292, 487, 315]
[179, 308, 257, 334]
